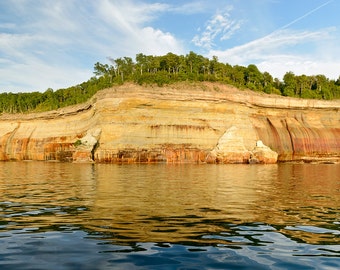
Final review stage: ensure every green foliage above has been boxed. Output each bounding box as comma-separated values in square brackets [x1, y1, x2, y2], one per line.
[74, 140, 82, 147]
[0, 76, 110, 113]
[1, 51, 339, 114]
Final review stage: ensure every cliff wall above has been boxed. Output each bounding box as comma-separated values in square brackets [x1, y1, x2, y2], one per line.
[0, 82, 339, 163]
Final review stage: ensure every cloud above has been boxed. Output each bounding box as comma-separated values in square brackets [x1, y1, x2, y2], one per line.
[192, 6, 243, 50]
[96, 0, 184, 55]
[202, 0, 340, 80]
[0, 0, 185, 92]
[0, 57, 90, 93]
[208, 27, 339, 79]
[210, 28, 332, 61]
[97, 0, 169, 33]
[258, 57, 340, 81]
[169, 1, 209, 15]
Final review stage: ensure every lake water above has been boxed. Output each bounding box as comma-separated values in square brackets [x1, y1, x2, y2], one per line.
[0, 162, 339, 269]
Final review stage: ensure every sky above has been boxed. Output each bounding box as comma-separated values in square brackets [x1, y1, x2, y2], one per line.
[1, 0, 340, 93]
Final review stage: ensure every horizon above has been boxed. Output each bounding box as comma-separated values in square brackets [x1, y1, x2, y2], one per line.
[1, 0, 340, 93]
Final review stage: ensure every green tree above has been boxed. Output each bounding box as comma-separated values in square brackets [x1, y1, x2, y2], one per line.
[245, 64, 263, 91]
[2, 51, 339, 115]
[136, 53, 147, 75]
[262, 72, 274, 94]
[231, 65, 246, 87]
[282, 72, 297, 97]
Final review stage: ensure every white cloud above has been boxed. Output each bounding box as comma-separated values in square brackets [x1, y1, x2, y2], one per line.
[138, 27, 183, 55]
[192, 6, 243, 50]
[170, 1, 208, 15]
[96, 0, 184, 55]
[258, 57, 340, 80]
[208, 27, 340, 79]
[0, 58, 91, 92]
[209, 28, 332, 62]
[0, 0, 185, 92]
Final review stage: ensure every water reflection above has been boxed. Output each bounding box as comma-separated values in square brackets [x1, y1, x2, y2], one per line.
[0, 162, 97, 233]
[0, 162, 339, 265]
[83, 163, 338, 246]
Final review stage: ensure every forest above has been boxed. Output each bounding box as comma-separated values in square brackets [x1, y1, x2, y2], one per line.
[1, 51, 340, 113]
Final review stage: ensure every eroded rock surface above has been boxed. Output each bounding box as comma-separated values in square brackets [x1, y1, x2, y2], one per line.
[0, 83, 339, 163]
[249, 140, 278, 164]
[73, 128, 102, 162]
[210, 126, 251, 163]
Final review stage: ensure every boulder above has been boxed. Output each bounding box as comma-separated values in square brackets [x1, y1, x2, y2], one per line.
[249, 140, 278, 164]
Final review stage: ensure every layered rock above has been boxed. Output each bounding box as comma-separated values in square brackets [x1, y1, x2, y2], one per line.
[0, 82, 339, 163]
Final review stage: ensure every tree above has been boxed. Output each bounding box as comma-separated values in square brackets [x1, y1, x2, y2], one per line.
[2, 51, 338, 115]
[93, 62, 109, 77]
[209, 56, 219, 77]
[245, 64, 263, 91]
[296, 75, 309, 98]
[147, 55, 160, 73]
[231, 65, 246, 87]
[335, 76, 340, 86]
[136, 53, 147, 75]
[93, 62, 115, 83]
[282, 72, 297, 97]
[160, 52, 181, 74]
[315, 75, 330, 99]
[262, 72, 274, 94]
[186, 51, 199, 74]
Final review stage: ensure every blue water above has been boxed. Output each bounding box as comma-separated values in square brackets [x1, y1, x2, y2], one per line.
[0, 162, 339, 269]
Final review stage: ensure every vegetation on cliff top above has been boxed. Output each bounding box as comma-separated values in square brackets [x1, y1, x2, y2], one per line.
[1, 51, 340, 113]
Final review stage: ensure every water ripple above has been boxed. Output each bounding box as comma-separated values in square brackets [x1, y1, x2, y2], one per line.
[0, 162, 339, 269]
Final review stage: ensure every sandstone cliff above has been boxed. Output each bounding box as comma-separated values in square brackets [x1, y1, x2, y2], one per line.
[0, 82, 339, 163]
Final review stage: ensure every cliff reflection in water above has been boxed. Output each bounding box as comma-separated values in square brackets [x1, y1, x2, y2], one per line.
[88, 163, 340, 246]
[0, 162, 339, 247]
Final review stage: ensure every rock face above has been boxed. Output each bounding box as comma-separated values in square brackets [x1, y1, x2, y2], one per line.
[249, 140, 279, 164]
[210, 126, 251, 163]
[0, 82, 339, 163]
[73, 128, 101, 163]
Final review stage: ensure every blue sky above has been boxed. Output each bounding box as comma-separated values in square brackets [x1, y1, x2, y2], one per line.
[1, 0, 340, 92]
